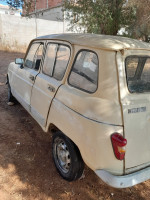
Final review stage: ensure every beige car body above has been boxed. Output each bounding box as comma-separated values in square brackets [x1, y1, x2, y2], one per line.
[8, 34, 150, 188]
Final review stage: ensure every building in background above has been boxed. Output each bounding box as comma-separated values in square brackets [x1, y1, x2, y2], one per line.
[23, 0, 63, 21]
[0, 4, 22, 16]
[0, 0, 71, 52]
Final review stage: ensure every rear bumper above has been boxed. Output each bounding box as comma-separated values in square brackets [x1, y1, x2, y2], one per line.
[95, 166, 150, 188]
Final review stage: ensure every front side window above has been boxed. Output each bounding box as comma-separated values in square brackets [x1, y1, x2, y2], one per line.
[68, 50, 99, 93]
[24, 43, 43, 70]
[43, 43, 70, 80]
[126, 56, 150, 93]
[33, 44, 44, 70]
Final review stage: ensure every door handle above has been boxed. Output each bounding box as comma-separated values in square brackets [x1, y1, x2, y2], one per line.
[29, 75, 35, 81]
[48, 85, 55, 92]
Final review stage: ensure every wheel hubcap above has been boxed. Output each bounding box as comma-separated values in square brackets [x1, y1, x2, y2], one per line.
[54, 138, 71, 173]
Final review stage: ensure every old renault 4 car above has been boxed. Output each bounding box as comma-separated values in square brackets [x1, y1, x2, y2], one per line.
[7, 34, 150, 188]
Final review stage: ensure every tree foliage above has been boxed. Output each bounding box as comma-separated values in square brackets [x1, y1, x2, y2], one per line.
[6, 0, 23, 9]
[64, 0, 136, 35]
[127, 0, 150, 42]
[2, 0, 34, 15]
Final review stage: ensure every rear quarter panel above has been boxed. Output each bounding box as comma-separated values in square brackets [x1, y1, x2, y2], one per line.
[48, 98, 124, 174]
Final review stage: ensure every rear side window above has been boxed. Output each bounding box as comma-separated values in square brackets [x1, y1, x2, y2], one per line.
[53, 45, 70, 80]
[68, 50, 98, 93]
[43, 44, 57, 76]
[126, 56, 150, 93]
[43, 43, 70, 80]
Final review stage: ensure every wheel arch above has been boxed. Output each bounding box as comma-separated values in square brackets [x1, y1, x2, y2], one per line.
[48, 123, 84, 163]
[6, 74, 9, 84]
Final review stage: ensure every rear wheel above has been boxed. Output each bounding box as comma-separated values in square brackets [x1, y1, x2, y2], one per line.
[52, 131, 84, 181]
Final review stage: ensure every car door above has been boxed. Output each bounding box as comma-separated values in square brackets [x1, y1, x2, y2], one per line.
[30, 41, 71, 127]
[11, 41, 44, 112]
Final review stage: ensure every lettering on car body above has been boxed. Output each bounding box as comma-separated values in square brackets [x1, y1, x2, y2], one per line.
[128, 107, 146, 114]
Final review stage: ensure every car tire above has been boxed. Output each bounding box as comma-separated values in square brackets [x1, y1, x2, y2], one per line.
[52, 131, 84, 181]
[8, 81, 15, 104]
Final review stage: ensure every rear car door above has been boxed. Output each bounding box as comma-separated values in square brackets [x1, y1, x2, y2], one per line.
[10, 42, 44, 112]
[30, 41, 71, 127]
[117, 50, 150, 173]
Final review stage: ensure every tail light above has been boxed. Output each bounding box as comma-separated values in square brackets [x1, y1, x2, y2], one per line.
[111, 133, 127, 160]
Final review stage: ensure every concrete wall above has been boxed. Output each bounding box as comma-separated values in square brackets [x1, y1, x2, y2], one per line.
[31, 7, 63, 21]
[0, 14, 68, 52]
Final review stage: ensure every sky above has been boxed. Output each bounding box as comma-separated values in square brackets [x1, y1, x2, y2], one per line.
[0, 0, 22, 9]
[0, 0, 7, 5]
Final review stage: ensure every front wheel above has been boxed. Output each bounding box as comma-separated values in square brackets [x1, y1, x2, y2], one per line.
[8, 82, 15, 104]
[52, 131, 84, 181]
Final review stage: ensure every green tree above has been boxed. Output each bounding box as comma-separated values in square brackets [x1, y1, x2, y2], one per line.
[64, 0, 135, 35]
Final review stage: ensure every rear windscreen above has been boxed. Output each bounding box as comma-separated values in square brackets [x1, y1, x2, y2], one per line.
[125, 56, 150, 93]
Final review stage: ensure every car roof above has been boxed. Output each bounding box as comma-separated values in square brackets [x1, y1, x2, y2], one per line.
[36, 33, 150, 51]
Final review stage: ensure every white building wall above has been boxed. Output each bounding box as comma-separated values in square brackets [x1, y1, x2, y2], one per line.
[0, 14, 69, 52]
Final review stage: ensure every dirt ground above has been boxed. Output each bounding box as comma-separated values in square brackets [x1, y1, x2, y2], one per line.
[0, 50, 150, 200]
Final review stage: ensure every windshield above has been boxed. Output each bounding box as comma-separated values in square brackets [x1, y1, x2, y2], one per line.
[125, 56, 150, 93]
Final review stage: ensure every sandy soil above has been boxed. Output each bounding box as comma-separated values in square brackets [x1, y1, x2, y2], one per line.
[0, 50, 150, 200]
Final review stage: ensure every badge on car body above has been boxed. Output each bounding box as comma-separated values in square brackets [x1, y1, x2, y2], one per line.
[128, 107, 146, 114]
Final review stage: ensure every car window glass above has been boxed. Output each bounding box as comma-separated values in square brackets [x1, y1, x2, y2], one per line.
[33, 44, 44, 70]
[43, 44, 58, 76]
[24, 43, 41, 69]
[126, 56, 150, 93]
[69, 50, 98, 93]
[126, 57, 138, 78]
[53, 45, 70, 80]
[141, 58, 150, 81]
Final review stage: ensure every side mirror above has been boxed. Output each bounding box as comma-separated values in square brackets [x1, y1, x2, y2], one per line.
[15, 58, 24, 64]
[15, 58, 24, 69]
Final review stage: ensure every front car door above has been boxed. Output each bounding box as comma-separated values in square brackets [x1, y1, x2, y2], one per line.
[30, 41, 71, 128]
[10, 41, 44, 112]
